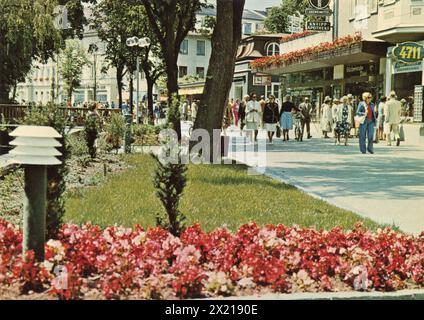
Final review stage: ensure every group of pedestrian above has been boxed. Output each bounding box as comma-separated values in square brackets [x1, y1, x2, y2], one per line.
[320, 96, 354, 146]
[201, 85, 409, 154]
[224, 92, 313, 144]
[319, 91, 403, 154]
[181, 100, 199, 122]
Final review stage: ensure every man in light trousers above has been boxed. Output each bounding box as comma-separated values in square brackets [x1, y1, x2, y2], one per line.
[384, 91, 402, 147]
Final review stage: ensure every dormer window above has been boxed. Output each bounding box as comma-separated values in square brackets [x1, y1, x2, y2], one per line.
[266, 42, 280, 56]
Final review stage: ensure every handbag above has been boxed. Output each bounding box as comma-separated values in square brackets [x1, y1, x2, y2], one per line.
[276, 124, 281, 138]
[354, 115, 366, 126]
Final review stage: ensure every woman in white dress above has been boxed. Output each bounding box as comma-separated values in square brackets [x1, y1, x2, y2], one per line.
[332, 98, 341, 137]
[320, 96, 333, 138]
[246, 92, 261, 143]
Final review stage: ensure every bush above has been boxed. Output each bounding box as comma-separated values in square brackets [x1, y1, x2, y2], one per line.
[105, 113, 125, 150]
[151, 153, 187, 236]
[132, 124, 165, 146]
[84, 111, 101, 159]
[67, 133, 91, 168]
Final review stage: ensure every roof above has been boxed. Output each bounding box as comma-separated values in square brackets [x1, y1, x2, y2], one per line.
[198, 6, 267, 21]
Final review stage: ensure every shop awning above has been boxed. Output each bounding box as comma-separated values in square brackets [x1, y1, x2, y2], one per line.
[259, 41, 389, 76]
[179, 84, 204, 96]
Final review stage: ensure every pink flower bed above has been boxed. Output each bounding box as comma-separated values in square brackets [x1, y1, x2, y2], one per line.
[1, 218, 424, 300]
[280, 31, 314, 43]
[251, 32, 363, 70]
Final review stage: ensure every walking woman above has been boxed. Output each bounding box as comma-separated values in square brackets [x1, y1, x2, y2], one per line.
[238, 95, 249, 135]
[334, 96, 353, 146]
[263, 94, 280, 143]
[320, 96, 333, 138]
[222, 100, 233, 136]
[332, 98, 341, 139]
[376, 96, 386, 142]
[356, 92, 377, 154]
[232, 99, 240, 126]
[280, 95, 296, 141]
[246, 92, 261, 143]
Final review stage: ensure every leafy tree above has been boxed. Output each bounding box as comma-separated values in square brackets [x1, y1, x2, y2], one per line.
[0, 0, 95, 103]
[59, 39, 90, 103]
[264, 0, 309, 33]
[140, 0, 208, 139]
[0, 0, 62, 103]
[92, 0, 165, 117]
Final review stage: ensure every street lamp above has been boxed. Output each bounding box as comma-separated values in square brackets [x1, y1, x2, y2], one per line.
[9, 126, 62, 261]
[126, 36, 151, 124]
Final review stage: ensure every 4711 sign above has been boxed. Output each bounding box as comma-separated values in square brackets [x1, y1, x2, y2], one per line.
[393, 42, 424, 64]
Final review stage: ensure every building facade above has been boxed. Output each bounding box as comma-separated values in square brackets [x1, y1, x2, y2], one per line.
[231, 34, 286, 101]
[15, 6, 268, 107]
[253, 0, 424, 119]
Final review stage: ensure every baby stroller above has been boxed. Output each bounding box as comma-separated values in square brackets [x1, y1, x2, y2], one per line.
[293, 111, 304, 142]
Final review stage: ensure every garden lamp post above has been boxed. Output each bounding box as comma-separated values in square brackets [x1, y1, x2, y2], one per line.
[9, 126, 62, 261]
[126, 36, 151, 124]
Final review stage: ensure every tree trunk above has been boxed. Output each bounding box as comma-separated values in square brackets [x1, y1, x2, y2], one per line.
[129, 75, 134, 114]
[164, 50, 181, 140]
[146, 76, 155, 125]
[193, 0, 245, 160]
[117, 67, 124, 109]
[0, 83, 10, 104]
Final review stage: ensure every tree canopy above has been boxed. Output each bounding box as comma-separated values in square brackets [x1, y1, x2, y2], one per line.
[264, 0, 309, 34]
[59, 39, 90, 102]
[0, 0, 62, 102]
[0, 0, 95, 103]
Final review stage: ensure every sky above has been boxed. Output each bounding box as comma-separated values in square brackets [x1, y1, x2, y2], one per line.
[245, 0, 282, 10]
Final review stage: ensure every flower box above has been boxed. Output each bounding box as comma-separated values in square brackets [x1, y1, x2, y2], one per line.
[251, 33, 363, 71]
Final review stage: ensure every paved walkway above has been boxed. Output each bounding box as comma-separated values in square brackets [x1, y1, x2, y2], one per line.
[226, 126, 424, 235]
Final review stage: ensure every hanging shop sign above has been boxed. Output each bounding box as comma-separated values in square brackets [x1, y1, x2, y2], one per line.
[345, 63, 377, 77]
[307, 21, 331, 31]
[393, 61, 422, 74]
[305, 8, 332, 16]
[392, 42, 424, 64]
[309, 0, 330, 9]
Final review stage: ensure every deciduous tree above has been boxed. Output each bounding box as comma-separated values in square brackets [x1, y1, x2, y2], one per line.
[193, 0, 245, 161]
[140, 0, 207, 139]
[59, 39, 90, 103]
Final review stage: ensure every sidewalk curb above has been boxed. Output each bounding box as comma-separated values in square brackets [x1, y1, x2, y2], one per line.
[203, 289, 424, 300]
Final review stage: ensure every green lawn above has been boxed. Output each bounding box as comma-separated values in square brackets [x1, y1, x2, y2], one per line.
[65, 154, 380, 232]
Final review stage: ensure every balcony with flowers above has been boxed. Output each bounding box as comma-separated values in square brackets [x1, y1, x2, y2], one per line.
[251, 33, 389, 76]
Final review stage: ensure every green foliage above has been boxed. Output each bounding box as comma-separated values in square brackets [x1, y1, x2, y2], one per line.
[178, 75, 201, 85]
[0, 0, 62, 102]
[166, 94, 181, 133]
[59, 39, 90, 102]
[264, 0, 309, 33]
[151, 153, 187, 236]
[197, 16, 216, 38]
[67, 132, 91, 167]
[132, 124, 166, 145]
[105, 113, 125, 149]
[84, 111, 101, 158]
[20, 103, 71, 239]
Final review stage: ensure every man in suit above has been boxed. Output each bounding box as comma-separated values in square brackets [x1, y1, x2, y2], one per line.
[384, 91, 402, 147]
[298, 97, 313, 139]
[356, 92, 377, 154]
